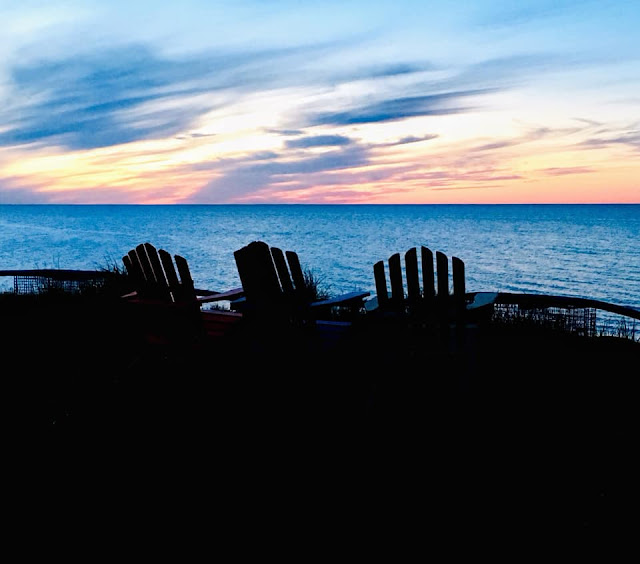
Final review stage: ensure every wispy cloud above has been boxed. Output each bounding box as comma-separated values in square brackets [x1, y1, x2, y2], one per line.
[307, 90, 489, 126]
[540, 166, 595, 176]
[579, 126, 640, 151]
[2, 45, 215, 149]
[473, 0, 587, 30]
[285, 135, 353, 148]
[323, 61, 436, 83]
[473, 140, 519, 151]
[189, 145, 371, 202]
[378, 134, 439, 146]
[0, 39, 373, 151]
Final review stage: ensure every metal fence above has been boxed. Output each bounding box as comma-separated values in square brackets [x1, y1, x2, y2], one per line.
[492, 302, 598, 338]
[1, 269, 112, 295]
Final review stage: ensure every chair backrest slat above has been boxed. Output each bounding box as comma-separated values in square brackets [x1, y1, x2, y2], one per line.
[122, 254, 132, 273]
[405, 247, 420, 303]
[452, 256, 466, 311]
[123, 253, 144, 286]
[286, 250, 307, 299]
[272, 247, 295, 296]
[144, 243, 164, 282]
[144, 243, 172, 301]
[136, 244, 155, 283]
[174, 255, 196, 302]
[127, 250, 144, 281]
[388, 253, 404, 306]
[436, 251, 449, 299]
[421, 246, 435, 301]
[144, 243, 167, 285]
[234, 241, 283, 305]
[373, 260, 389, 308]
[159, 249, 180, 295]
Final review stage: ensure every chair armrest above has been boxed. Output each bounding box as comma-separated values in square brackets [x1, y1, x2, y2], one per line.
[466, 292, 499, 310]
[311, 290, 370, 308]
[196, 287, 245, 303]
[228, 296, 246, 311]
[363, 296, 379, 312]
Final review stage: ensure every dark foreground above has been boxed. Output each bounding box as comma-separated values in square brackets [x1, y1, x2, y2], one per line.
[4, 293, 639, 548]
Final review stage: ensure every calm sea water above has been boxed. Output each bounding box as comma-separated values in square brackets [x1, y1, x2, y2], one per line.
[1, 204, 639, 310]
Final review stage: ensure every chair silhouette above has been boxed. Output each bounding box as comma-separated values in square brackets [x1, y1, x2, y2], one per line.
[122, 242, 244, 347]
[231, 240, 370, 325]
[370, 245, 466, 322]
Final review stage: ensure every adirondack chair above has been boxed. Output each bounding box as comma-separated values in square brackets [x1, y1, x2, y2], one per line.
[368, 245, 467, 323]
[359, 246, 478, 392]
[121, 242, 244, 347]
[231, 240, 370, 326]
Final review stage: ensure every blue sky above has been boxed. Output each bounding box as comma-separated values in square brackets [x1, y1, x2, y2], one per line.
[1, 0, 639, 203]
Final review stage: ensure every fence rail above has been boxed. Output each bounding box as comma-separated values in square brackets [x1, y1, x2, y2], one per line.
[0, 269, 113, 294]
[468, 291, 640, 340]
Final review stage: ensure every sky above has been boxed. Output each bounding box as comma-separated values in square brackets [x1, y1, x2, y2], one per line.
[1, 0, 639, 204]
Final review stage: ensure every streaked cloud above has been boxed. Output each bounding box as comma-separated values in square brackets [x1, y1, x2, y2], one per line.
[540, 166, 595, 176]
[0, 42, 334, 150]
[285, 135, 353, 148]
[191, 145, 371, 202]
[579, 127, 640, 151]
[307, 90, 489, 126]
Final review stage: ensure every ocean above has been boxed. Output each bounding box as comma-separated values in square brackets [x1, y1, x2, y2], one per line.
[0, 204, 639, 311]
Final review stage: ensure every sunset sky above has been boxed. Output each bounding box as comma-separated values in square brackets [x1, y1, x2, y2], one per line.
[1, 0, 639, 204]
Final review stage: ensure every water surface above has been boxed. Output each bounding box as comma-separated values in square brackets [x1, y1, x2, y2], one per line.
[1, 204, 638, 310]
